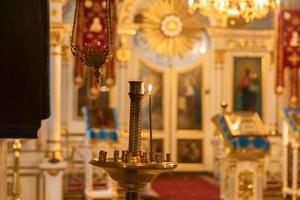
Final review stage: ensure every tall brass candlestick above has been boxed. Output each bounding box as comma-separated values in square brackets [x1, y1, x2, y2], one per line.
[128, 81, 145, 156]
[148, 84, 153, 162]
[89, 81, 177, 200]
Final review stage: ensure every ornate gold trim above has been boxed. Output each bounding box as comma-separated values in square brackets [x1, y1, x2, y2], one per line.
[116, 37, 132, 63]
[215, 50, 225, 65]
[119, 0, 136, 25]
[45, 150, 63, 162]
[238, 170, 254, 200]
[50, 28, 64, 46]
[46, 169, 63, 176]
[46, 140, 61, 144]
[230, 54, 267, 121]
[117, 25, 138, 35]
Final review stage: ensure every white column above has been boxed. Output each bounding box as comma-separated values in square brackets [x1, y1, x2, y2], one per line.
[40, 164, 65, 200]
[228, 162, 236, 200]
[46, 0, 65, 156]
[0, 140, 7, 200]
[116, 35, 132, 131]
[214, 50, 225, 111]
[255, 161, 264, 200]
[84, 140, 93, 194]
[117, 63, 128, 131]
[40, 1, 66, 200]
[219, 158, 226, 200]
[292, 141, 299, 200]
[47, 44, 62, 154]
[282, 122, 289, 197]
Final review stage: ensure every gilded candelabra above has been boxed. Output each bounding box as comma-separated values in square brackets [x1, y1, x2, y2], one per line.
[90, 81, 177, 200]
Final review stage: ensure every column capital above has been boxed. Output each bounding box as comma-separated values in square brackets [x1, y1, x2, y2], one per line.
[50, 28, 64, 46]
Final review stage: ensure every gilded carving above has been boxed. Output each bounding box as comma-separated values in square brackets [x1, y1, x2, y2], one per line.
[138, 0, 202, 57]
[62, 46, 70, 61]
[50, 28, 64, 46]
[238, 170, 254, 200]
[215, 50, 225, 65]
[226, 38, 268, 50]
[51, 8, 58, 17]
[46, 169, 64, 176]
[119, 0, 136, 24]
[46, 150, 63, 162]
[116, 38, 131, 63]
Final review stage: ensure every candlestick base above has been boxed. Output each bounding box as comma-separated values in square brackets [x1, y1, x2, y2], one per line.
[90, 158, 176, 195]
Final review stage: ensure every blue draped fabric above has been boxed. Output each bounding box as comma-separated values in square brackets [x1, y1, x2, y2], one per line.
[83, 106, 118, 141]
[282, 108, 300, 135]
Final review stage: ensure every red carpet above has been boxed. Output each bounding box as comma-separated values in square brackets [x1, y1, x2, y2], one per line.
[151, 174, 220, 200]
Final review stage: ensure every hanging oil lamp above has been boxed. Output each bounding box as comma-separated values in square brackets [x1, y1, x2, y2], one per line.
[71, 0, 114, 85]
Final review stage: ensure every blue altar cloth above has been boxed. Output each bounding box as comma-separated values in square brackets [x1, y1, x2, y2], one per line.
[83, 106, 118, 141]
[282, 108, 300, 135]
[214, 114, 270, 152]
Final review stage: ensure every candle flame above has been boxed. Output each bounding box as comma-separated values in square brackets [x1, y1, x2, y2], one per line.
[148, 84, 152, 94]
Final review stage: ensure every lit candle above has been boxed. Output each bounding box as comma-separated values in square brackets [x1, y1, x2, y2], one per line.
[148, 84, 153, 162]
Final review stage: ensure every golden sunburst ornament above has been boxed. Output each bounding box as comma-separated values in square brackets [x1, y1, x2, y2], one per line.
[140, 0, 202, 58]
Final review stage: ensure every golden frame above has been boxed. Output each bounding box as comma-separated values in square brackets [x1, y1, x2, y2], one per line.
[224, 112, 267, 136]
[175, 65, 203, 132]
[137, 58, 168, 135]
[232, 56, 263, 117]
[173, 61, 204, 134]
[227, 53, 268, 122]
[176, 139, 203, 164]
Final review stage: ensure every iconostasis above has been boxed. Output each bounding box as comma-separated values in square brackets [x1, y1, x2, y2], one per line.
[62, 0, 281, 173]
[115, 0, 209, 171]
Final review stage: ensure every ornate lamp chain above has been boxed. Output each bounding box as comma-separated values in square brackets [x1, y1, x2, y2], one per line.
[71, 0, 113, 85]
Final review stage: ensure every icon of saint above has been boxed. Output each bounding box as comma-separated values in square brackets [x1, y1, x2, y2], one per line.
[238, 69, 258, 111]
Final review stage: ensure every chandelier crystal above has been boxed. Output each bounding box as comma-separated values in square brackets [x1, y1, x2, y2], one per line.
[188, 0, 280, 24]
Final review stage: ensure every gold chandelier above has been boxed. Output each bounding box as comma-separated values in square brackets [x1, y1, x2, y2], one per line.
[188, 0, 280, 24]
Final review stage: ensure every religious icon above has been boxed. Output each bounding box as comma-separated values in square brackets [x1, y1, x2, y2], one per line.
[152, 139, 164, 154]
[88, 108, 115, 129]
[177, 67, 202, 130]
[224, 112, 266, 136]
[177, 139, 202, 163]
[76, 69, 110, 118]
[233, 57, 262, 116]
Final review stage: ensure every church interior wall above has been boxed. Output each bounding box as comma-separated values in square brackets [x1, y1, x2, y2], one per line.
[4, 0, 300, 199]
